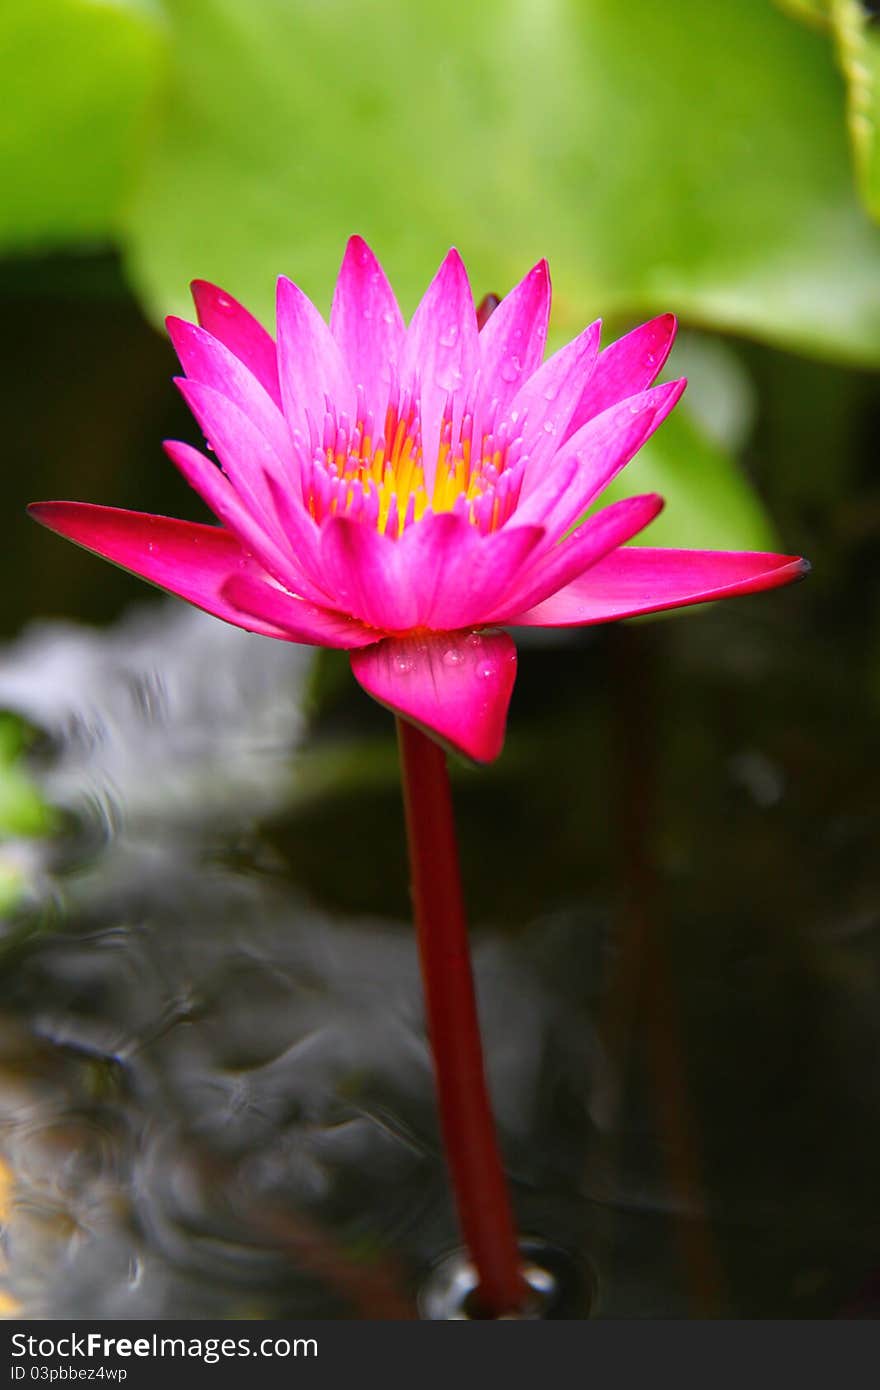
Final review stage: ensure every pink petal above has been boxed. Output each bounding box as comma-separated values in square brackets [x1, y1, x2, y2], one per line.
[568, 314, 677, 436]
[506, 320, 601, 484]
[477, 260, 550, 413]
[489, 494, 664, 621]
[350, 629, 517, 763]
[397, 511, 545, 631]
[190, 280, 282, 407]
[514, 379, 686, 539]
[163, 440, 330, 607]
[172, 379, 330, 598]
[27, 501, 292, 638]
[276, 276, 357, 436]
[330, 236, 406, 410]
[175, 377, 290, 533]
[509, 547, 810, 626]
[220, 574, 379, 648]
[399, 249, 480, 489]
[166, 317, 290, 464]
[319, 514, 416, 633]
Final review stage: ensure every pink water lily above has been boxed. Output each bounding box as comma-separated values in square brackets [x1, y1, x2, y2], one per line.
[29, 239, 807, 762]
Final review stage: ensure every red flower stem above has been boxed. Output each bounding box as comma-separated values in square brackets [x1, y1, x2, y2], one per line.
[396, 716, 527, 1317]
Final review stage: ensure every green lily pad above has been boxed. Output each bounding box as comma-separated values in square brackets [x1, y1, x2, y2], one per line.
[0, 0, 167, 251]
[125, 0, 880, 365]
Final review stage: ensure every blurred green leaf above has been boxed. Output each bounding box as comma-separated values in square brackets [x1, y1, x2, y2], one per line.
[830, 0, 880, 221]
[125, 0, 880, 364]
[0, 717, 54, 839]
[0, 0, 167, 251]
[597, 405, 776, 551]
[775, 0, 830, 29]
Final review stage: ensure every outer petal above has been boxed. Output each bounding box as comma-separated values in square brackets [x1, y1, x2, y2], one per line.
[190, 280, 282, 407]
[28, 501, 292, 639]
[398, 249, 479, 489]
[489, 494, 664, 621]
[166, 317, 291, 464]
[276, 276, 357, 437]
[509, 547, 810, 626]
[477, 260, 550, 415]
[163, 440, 330, 607]
[513, 379, 686, 540]
[175, 377, 290, 531]
[567, 314, 677, 437]
[173, 378, 333, 601]
[220, 574, 379, 648]
[350, 629, 517, 764]
[506, 320, 601, 486]
[330, 236, 406, 410]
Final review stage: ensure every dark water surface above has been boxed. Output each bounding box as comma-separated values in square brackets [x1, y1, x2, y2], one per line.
[0, 256, 877, 1318]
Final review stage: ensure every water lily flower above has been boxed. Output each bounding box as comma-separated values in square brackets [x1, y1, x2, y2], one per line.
[29, 239, 807, 762]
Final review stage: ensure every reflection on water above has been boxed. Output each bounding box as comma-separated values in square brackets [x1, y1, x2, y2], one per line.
[0, 582, 877, 1318]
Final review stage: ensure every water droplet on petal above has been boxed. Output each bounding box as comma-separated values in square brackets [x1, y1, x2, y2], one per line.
[465, 633, 483, 648]
[544, 382, 559, 402]
[393, 654, 414, 674]
[543, 419, 556, 434]
[477, 663, 497, 680]
[439, 325, 459, 348]
[435, 366, 464, 392]
[500, 355, 522, 383]
[646, 352, 657, 365]
[443, 648, 464, 667]
[382, 310, 395, 325]
[629, 401, 642, 415]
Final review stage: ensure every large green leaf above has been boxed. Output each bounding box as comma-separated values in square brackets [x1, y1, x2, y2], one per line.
[125, 0, 880, 364]
[0, 0, 167, 250]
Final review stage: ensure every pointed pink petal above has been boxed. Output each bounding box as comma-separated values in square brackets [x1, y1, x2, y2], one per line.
[350, 629, 517, 763]
[171, 380, 331, 601]
[514, 379, 686, 539]
[190, 280, 281, 407]
[490, 494, 664, 621]
[175, 377, 289, 532]
[509, 547, 810, 626]
[568, 314, 677, 436]
[28, 501, 291, 638]
[276, 276, 357, 435]
[163, 441, 330, 606]
[399, 249, 480, 489]
[506, 320, 602, 484]
[477, 260, 550, 413]
[398, 511, 545, 631]
[319, 514, 416, 632]
[330, 236, 406, 410]
[220, 574, 379, 648]
[166, 317, 290, 464]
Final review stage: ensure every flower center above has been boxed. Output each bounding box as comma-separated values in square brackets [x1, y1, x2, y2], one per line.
[299, 383, 528, 537]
